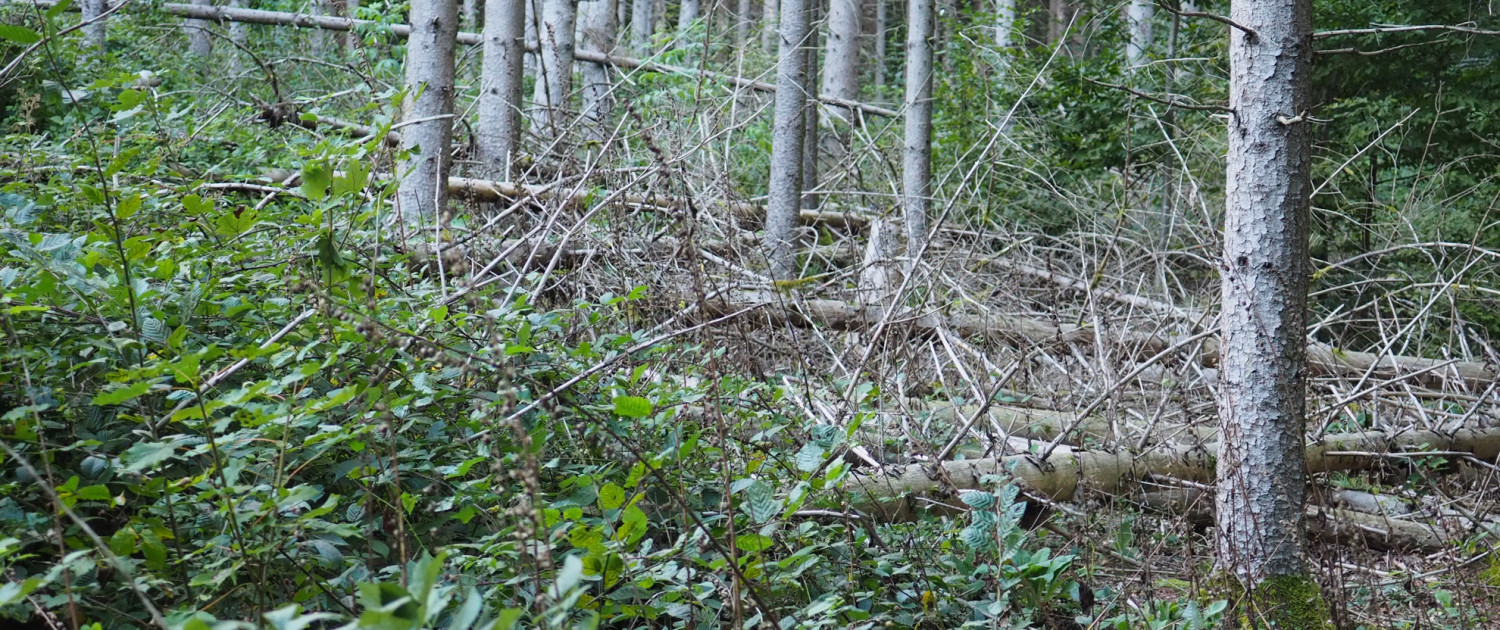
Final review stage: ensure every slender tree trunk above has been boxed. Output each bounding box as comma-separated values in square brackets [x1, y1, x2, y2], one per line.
[994, 0, 1013, 49]
[1047, 0, 1064, 45]
[736, 0, 754, 46]
[478, 0, 528, 178]
[1216, 0, 1329, 625]
[678, 0, 700, 30]
[396, 0, 459, 222]
[525, 0, 539, 76]
[802, 0, 821, 210]
[823, 0, 859, 107]
[901, 0, 933, 256]
[187, 0, 213, 57]
[463, 0, 479, 26]
[630, 0, 654, 52]
[578, 0, 617, 144]
[765, 0, 810, 280]
[762, 0, 778, 51]
[346, 0, 360, 53]
[81, 0, 106, 50]
[1126, 0, 1153, 70]
[531, 0, 579, 138]
[873, 0, 885, 89]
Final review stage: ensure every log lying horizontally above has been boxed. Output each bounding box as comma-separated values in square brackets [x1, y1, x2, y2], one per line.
[846, 426, 1500, 520]
[1141, 488, 1448, 550]
[53, 1, 898, 118]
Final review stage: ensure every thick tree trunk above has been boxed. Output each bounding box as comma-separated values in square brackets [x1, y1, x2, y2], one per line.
[187, 0, 212, 57]
[901, 0, 933, 257]
[396, 0, 459, 222]
[577, 0, 617, 144]
[823, 0, 859, 107]
[1126, 0, 1153, 70]
[630, 0, 653, 52]
[81, 0, 106, 50]
[477, 0, 528, 178]
[531, 0, 579, 138]
[1216, 0, 1326, 623]
[678, 0, 699, 30]
[761, 0, 778, 51]
[765, 0, 810, 280]
[994, 0, 1013, 49]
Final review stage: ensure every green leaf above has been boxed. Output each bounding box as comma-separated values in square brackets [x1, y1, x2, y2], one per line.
[616, 505, 648, 545]
[734, 533, 773, 553]
[597, 483, 625, 510]
[214, 207, 258, 237]
[611, 396, 652, 418]
[115, 193, 142, 220]
[123, 440, 176, 472]
[92, 380, 152, 406]
[108, 527, 137, 556]
[744, 480, 778, 524]
[45, 0, 74, 20]
[334, 160, 369, 197]
[182, 193, 213, 216]
[0, 24, 41, 45]
[300, 162, 331, 201]
[75, 484, 112, 502]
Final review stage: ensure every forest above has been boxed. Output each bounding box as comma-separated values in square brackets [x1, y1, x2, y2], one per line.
[2, 0, 1500, 628]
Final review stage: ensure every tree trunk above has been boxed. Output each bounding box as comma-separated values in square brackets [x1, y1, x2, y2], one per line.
[872, 0, 885, 89]
[765, 0, 810, 280]
[81, 0, 106, 50]
[187, 0, 212, 57]
[823, 0, 859, 107]
[463, 0, 479, 26]
[1216, 0, 1327, 624]
[1047, 0, 1065, 45]
[525, 0, 539, 77]
[577, 0, 617, 145]
[801, 4, 821, 211]
[396, 0, 459, 222]
[630, 0, 653, 52]
[345, 0, 360, 53]
[1126, 0, 1153, 70]
[761, 0, 778, 51]
[531, 0, 578, 138]
[678, 0, 699, 30]
[994, 0, 1013, 49]
[901, 0, 933, 257]
[477, 0, 528, 178]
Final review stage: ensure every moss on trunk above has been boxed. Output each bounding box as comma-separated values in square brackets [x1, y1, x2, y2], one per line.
[1215, 572, 1333, 630]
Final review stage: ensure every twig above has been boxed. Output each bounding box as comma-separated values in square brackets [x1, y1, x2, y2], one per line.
[1083, 78, 1233, 114]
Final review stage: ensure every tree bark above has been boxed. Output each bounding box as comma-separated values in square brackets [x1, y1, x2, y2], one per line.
[901, 0, 933, 257]
[822, 0, 860, 109]
[872, 0, 885, 89]
[1216, 0, 1324, 620]
[396, 0, 459, 222]
[525, 0, 539, 76]
[81, 0, 106, 50]
[1126, 0, 1153, 70]
[678, 0, 699, 30]
[994, 0, 1014, 49]
[802, 7, 821, 211]
[531, 0, 579, 139]
[765, 0, 810, 280]
[345, 0, 360, 53]
[187, 0, 212, 57]
[630, 0, 653, 52]
[577, 0, 617, 145]
[1047, 0, 1066, 45]
[736, 0, 753, 45]
[463, 0, 479, 26]
[477, 0, 528, 178]
[761, 0, 777, 51]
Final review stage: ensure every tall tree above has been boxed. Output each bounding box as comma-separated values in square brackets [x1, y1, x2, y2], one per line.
[187, 0, 213, 57]
[765, 0, 810, 280]
[532, 0, 579, 138]
[630, 0, 654, 52]
[81, 0, 106, 50]
[1215, 0, 1330, 626]
[346, 0, 361, 54]
[1126, 0, 1153, 69]
[901, 0, 933, 256]
[678, 0, 700, 31]
[802, 0, 821, 209]
[397, 0, 459, 221]
[873, 0, 885, 88]
[463, 0, 479, 26]
[994, 0, 1014, 50]
[762, 0, 778, 51]
[736, 0, 754, 46]
[478, 0, 528, 178]
[1047, 0, 1066, 45]
[578, 0, 618, 144]
[823, 0, 860, 106]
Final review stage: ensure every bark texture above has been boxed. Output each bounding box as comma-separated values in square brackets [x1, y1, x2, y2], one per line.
[736, 0, 753, 45]
[765, 0, 811, 280]
[873, 0, 886, 88]
[994, 0, 1014, 49]
[187, 0, 212, 57]
[81, 0, 106, 50]
[630, 0, 653, 52]
[531, 0, 579, 138]
[1215, 0, 1318, 592]
[822, 0, 859, 105]
[761, 0, 778, 51]
[396, 0, 459, 222]
[477, 0, 528, 178]
[577, 0, 618, 144]
[1126, 0, 1153, 69]
[901, 0, 933, 256]
[801, 12, 821, 211]
[678, 0, 700, 30]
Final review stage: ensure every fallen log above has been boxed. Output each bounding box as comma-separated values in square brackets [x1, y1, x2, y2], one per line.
[1139, 489, 1448, 550]
[47, 1, 898, 118]
[845, 427, 1500, 520]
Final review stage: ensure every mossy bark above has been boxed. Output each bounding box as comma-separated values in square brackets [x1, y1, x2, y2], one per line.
[1214, 573, 1332, 630]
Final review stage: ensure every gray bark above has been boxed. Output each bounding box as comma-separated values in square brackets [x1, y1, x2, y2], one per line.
[678, 0, 699, 30]
[736, 0, 753, 46]
[1215, 0, 1316, 587]
[531, 0, 579, 138]
[187, 0, 212, 57]
[81, 0, 106, 50]
[525, 0, 539, 77]
[345, 0, 359, 53]
[761, 0, 777, 51]
[396, 0, 459, 222]
[822, 0, 859, 105]
[765, 0, 810, 280]
[1047, 0, 1065, 45]
[872, 0, 885, 88]
[577, 0, 617, 144]
[1126, 0, 1153, 70]
[901, 0, 933, 255]
[994, 0, 1014, 49]
[802, 5, 820, 210]
[477, 0, 528, 178]
[630, 0, 653, 52]
[463, 0, 478, 26]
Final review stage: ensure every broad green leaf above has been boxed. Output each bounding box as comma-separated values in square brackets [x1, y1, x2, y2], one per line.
[92, 380, 151, 406]
[597, 483, 625, 510]
[214, 207, 258, 237]
[744, 480, 778, 524]
[734, 533, 773, 553]
[182, 193, 212, 216]
[300, 162, 331, 201]
[115, 193, 142, 220]
[0, 24, 40, 44]
[46, 0, 74, 20]
[611, 396, 652, 418]
[123, 440, 176, 472]
[75, 484, 111, 502]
